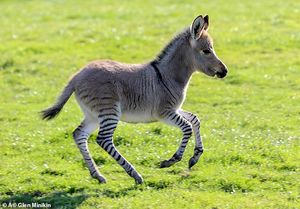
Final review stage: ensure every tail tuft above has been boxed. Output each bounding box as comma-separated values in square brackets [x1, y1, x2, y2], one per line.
[40, 106, 62, 120]
[40, 80, 74, 121]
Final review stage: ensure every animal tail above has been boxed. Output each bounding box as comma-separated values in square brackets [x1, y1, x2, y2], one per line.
[40, 80, 75, 120]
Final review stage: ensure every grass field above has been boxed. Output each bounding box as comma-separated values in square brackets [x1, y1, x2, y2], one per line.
[1, 0, 300, 208]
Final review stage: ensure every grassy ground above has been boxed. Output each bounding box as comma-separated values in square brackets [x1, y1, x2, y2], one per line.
[0, 0, 299, 208]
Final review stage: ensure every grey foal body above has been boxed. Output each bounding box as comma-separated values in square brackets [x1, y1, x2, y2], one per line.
[41, 15, 228, 184]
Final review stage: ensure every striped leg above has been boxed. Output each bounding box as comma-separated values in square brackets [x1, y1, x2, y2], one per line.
[179, 110, 203, 169]
[160, 110, 193, 168]
[96, 107, 143, 184]
[73, 118, 106, 183]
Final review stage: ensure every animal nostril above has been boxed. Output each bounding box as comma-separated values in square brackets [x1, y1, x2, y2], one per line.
[221, 68, 228, 77]
[216, 70, 227, 78]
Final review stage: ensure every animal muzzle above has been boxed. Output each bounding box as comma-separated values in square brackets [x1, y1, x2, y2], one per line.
[216, 65, 228, 78]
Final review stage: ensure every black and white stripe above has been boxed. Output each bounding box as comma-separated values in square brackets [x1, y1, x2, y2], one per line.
[96, 106, 143, 184]
[160, 110, 193, 168]
[179, 110, 204, 168]
[73, 122, 106, 183]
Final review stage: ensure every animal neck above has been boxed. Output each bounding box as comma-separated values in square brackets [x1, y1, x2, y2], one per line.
[152, 28, 195, 88]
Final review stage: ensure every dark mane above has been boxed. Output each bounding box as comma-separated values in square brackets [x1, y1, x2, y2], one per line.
[154, 27, 191, 63]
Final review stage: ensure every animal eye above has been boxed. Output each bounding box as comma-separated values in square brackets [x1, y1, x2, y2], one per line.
[202, 49, 211, 54]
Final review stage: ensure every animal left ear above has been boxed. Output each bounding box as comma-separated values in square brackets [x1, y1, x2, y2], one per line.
[203, 15, 209, 31]
[190, 15, 209, 40]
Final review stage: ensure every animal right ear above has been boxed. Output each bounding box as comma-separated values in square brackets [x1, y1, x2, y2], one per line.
[190, 15, 205, 40]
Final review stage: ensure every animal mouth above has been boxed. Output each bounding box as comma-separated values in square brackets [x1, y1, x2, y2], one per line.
[204, 68, 227, 78]
[215, 71, 227, 78]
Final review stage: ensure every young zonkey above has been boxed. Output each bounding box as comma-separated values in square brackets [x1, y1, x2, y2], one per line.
[41, 15, 228, 184]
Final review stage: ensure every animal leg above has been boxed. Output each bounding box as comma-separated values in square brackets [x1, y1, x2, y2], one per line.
[179, 110, 204, 169]
[159, 110, 193, 168]
[96, 105, 143, 184]
[73, 117, 106, 183]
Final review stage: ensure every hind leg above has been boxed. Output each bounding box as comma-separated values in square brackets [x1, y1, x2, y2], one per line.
[73, 114, 106, 183]
[96, 103, 143, 184]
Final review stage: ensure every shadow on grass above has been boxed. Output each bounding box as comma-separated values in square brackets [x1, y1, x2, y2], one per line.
[0, 181, 173, 208]
[0, 191, 88, 209]
[99, 181, 171, 198]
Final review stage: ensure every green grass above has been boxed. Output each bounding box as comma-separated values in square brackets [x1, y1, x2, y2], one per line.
[0, 0, 299, 208]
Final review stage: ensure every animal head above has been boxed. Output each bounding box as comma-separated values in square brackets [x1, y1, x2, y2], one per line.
[190, 15, 228, 78]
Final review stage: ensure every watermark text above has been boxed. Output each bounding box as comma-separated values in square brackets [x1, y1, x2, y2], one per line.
[1, 202, 51, 208]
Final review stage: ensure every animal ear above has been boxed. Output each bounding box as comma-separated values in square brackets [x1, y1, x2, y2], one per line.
[203, 15, 209, 31]
[190, 15, 206, 40]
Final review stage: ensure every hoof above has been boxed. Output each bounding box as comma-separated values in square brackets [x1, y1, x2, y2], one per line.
[188, 158, 197, 169]
[135, 175, 144, 184]
[97, 176, 107, 183]
[92, 172, 107, 183]
[160, 160, 171, 168]
[132, 171, 143, 184]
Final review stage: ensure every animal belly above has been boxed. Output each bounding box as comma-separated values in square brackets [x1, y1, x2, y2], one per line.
[121, 111, 156, 123]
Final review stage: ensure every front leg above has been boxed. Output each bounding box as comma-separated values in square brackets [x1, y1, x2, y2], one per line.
[159, 109, 193, 168]
[179, 110, 204, 169]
